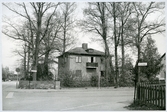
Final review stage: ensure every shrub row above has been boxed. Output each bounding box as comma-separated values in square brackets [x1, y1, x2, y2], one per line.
[60, 76, 114, 88]
[19, 80, 60, 89]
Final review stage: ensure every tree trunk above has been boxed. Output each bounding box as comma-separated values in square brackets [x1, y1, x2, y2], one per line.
[137, 23, 141, 83]
[115, 44, 118, 87]
[27, 42, 30, 78]
[32, 4, 42, 81]
[104, 39, 109, 80]
[109, 54, 114, 83]
[32, 58, 37, 81]
[23, 48, 27, 79]
[113, 2, 119, 87]
[121, 19, 125, 77]
[63, 16, 66, 54]
[43, 50, 50, 79]
[137, 44, 141, 83]
[62, 12, 67, 68]
[101, 2, 112, 82]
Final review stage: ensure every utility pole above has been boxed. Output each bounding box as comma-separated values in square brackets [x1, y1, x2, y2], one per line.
[98, 71, 101, 89]
[16, 68, 20, 89]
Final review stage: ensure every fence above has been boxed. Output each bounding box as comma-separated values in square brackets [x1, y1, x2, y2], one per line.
[136, 81, 166, 109]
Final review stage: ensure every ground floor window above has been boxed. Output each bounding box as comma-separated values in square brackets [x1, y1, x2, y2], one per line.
[101, 71, 105, 77]
[86, 68, 96, 73]
[75, 70, 82, 80]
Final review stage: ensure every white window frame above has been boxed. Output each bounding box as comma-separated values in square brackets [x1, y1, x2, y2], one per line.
[88, 57, 91, 62]
[88, 56, 96, 62]
[93, 57, 96, 62]
[76, 56, 82, 63]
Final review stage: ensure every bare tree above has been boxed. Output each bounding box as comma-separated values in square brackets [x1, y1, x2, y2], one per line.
[81, 2, 114, 83]
[105, 2, 120, 87]
[130, 2, 165, 83]
[2, 2, 60, 81]
[3, 19, 31, 79]
[58, 2, 77, 54]
[38, 13, 62, 80]
[106, 2, 134, 87]
[116, 3, 133, 78]
[14, 43, 28, 79]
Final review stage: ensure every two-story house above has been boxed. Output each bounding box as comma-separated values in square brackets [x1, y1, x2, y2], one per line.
[58, 43, 105, 81]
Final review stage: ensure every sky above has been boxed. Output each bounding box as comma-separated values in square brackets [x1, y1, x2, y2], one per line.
[0, 2, 166, 72]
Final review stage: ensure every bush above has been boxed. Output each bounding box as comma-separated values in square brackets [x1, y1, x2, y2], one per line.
[100, 77, 110, 87]
[19, 81, 56, 89]
[70, 81, 91, 87]
[60, 71, 76, 87]
[90, 75, 98, 87]
[119, 71, 134, 87]
[60, 71, 114, 87]
[37, 63, 54, 81]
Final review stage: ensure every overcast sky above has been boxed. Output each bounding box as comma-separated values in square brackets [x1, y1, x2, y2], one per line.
[0, 2, 166, 72]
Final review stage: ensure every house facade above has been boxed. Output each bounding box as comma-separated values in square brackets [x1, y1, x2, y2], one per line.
[156, 53, 166, 80]
[58, 43, 105, 81]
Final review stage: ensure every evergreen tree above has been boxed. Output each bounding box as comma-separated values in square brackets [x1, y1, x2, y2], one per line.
[140, 37, 162, 81]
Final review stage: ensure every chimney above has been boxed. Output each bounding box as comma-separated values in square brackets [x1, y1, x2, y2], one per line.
[82, 43, 88, 50]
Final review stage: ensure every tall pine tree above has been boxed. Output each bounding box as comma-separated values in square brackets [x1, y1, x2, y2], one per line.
[140, 37, 162, 81]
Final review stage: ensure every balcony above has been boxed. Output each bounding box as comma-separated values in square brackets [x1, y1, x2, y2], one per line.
[86, 62, 98, 68]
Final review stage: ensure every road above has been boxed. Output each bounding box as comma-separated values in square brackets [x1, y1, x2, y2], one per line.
[2, 81, 134, 111]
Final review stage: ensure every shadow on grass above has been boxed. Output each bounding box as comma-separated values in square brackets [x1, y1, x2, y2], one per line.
[124, 101, 165, 110]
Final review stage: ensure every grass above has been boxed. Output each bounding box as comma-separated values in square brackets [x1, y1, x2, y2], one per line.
[125, 101, 165, 110]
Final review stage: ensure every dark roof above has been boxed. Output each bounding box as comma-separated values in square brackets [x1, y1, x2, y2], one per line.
[162, 53, 166, 58]
[58, 47, 105, 57]
[160, 53, 166, 60]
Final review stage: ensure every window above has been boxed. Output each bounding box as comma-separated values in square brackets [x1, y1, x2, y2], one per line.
[86, 49, 94, 53]
[88, 57, 91, 62]
[88, 57, 96, 63]
[76, 56, 82, 63]
[88, 49, 94, 53]
[101, 71, 105, 77]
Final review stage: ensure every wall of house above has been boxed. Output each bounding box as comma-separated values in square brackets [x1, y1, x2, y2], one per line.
[68, 54, 105, 81]
[159, 55, 166, 80]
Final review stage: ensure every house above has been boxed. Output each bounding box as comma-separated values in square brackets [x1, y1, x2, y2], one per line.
[156, 53, 166, 80]
[57, 43, 105, 81]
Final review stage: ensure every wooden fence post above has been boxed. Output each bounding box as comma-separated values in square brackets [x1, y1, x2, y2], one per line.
[160, 86, 162, 108]
[164, 86, 166, 109]
[155, 85, 157, 106]
[158, 85, 161, 108]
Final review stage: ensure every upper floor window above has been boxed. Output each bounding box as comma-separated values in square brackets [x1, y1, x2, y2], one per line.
[88, 57, 96, 63]
[76, 56, 82, 63]
[86, 49, 94, 53]
[88, 49, 94, 53]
